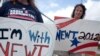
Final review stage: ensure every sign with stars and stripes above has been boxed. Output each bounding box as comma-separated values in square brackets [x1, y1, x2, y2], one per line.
[54, 16, 100, 56]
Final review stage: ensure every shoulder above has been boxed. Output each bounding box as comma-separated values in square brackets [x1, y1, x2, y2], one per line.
[33, 7, 41, 14]
[2, 1, 13, 7]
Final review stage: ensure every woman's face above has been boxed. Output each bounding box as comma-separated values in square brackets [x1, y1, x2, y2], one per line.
[74, 6, 83, 19]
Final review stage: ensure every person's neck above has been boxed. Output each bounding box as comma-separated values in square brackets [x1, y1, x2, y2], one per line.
[18, 0, 28, 5]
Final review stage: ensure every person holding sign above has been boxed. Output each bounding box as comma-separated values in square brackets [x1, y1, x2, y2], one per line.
[71, 4, 86, 19]
[0, 0, 43, 23]
[56, 4, 86, 29]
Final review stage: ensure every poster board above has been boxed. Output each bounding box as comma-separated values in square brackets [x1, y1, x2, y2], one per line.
[54, 16, 100, 56]
[0, 17, 57, 56]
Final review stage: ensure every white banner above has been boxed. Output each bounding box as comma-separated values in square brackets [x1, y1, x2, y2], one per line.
[0, 17, 57, 56]
[54, 16, 100, 55]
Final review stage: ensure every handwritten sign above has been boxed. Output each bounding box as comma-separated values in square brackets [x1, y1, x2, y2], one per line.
[54, 16, 100, 55]
[0, 17, 57, 56]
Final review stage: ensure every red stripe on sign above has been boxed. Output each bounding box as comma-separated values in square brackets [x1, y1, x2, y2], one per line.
[78, 51, 96, 56]
[54, 16, 68, 20]
[56, 18, 79, 29]
[69, 42, 98, 53]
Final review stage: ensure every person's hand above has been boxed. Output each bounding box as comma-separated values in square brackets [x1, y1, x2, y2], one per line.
[95, 35, 100, 41]
[56, 24, 61, 29]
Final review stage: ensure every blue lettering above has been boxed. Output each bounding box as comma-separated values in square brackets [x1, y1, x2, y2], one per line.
[56, 30, 61, 41]
[70, 30, 78, 39]
[44, 32, 50, 44]
[56, 30, 79, 41]
[61, 30, 66, 40]
[56, 30, 70, 41]
[29, 30, 50, 44]
[29, 30, 39, 42]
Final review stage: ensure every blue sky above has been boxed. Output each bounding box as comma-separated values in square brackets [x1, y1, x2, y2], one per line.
[36, 0, 87, 12]
[1, 0, 100, 23]
[36, 0, 100, 23]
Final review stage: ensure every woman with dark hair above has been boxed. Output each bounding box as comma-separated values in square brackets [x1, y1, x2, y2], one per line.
[0, 0, 43, 23]
[71, 4, 86, 19]
[56, 4, 86, 29]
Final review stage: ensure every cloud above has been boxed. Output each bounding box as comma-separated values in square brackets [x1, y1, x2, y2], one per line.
[47, 6, 73, 19]
[91, 0, 100, 1]
[43, 0, 100, 23]
[49, 3, 59, 8]
[84, 0, 100, 21]
[42, 6, 74, 23]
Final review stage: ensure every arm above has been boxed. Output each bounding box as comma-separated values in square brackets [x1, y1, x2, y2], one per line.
[34, 7, 44, 23]
[36, 11, 43, 23]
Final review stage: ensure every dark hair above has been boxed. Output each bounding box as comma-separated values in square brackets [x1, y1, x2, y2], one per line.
[11, 0, 37, 8]
[71, 4, 86, 19]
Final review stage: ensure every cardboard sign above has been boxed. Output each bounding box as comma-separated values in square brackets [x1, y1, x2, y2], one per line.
[54, 16, 100, 55]
[0, 17, 57, 56]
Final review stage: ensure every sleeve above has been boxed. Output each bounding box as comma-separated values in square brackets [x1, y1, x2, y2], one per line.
[34, 8, 44, 23]
[36, 11, 44, 23]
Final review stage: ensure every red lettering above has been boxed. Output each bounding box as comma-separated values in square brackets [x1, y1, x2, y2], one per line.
[11, 43, 23, 56]
[25, 45, 37, 56]
[25, 45, 49, 56]
[0, 42, 49, 56]
[0, 41, 10, 56]
[34, 45, 49, 56]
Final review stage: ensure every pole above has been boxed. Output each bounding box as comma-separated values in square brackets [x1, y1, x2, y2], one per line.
[40, 12, 55, 23]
